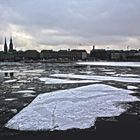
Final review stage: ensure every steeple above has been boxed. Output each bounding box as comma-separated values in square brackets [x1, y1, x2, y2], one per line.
[9, 36, 13, 52]
[4, 37, 8, 53]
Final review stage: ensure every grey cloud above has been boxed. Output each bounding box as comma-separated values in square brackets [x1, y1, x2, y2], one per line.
[0, 0, 140, 51]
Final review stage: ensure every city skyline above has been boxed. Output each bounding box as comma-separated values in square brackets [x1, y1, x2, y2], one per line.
[0, 0, 140, 52]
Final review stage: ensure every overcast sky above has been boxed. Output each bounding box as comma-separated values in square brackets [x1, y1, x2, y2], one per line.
[0, 0, 140, 52]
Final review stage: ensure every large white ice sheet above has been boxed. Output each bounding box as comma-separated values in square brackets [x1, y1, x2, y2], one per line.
[5, 84, 139, 131]
[51, 74, 140, 83]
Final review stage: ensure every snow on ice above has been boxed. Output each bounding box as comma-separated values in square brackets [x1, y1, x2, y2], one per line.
[77, 62, 140, 67]
[12, 90, 35, 94]
[22, 93, 36, 98]
[127, 86, 139, 90]
[5, 98, 17, 101]
[51, 74, 140, 83]
[5, 84, 139, 131]
[0, 70, 19, 73]
[115, 74, 139, 77]
[23, 70, 44, 73]
[4, 79, 17, 84]
[39, 77, 99, 84]
[12, 85, 21, 89]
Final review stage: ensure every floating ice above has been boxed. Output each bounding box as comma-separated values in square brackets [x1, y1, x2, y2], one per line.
[10, 109, 18, 114]
[5, 84, 139, 131]
[4, 79, 17, 84]
[39, 77, 99, 84]
[79, 71, 93, 74]
[127, 86, 139, 90]
[0, 62, 22, 66]
[12, 85, 20, 89]
[77, 62, 140, 67]
[99, 68, 114, 72]
[0, 70, 19, 73]
[28, 87, 35, 90]
[22, 93, 36, 98]
[23, 70, 44, 73]
[115, 74, 139, 77]
[51, 74, 140, 83]
[22, 69, 44, 75]
[105, 72, 116, 75]
[12, 90, 35, 94]
[17, 80, 31, 83]
[5, 98, 17, 101]
[17, 69, 44, 77]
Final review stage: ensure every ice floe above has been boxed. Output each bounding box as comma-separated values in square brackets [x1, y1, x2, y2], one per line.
[5, 84, 139, 131]
[79, 71, 93, 74]
[0, 70, 19, 73]
[98, 68, 114, 72]
[12, 90, 35, 94]
[28, 87, 35, 90]
[5, 98, 17, 101]
[0, 62, 22, 66]
[77, 62, 140, 67]
[17, 80, 31, 83]
[16, 69, 44, 77]
[39, 77, 99, 84]
[22, 70, 44, 73]
[51, 74, 140, 83]
[10, 109, 18, 114]
[127, 86, 139, 90]
[104, 72, 116, 75]
[12, 85, 21, 89]
[115, 74, 139, 77]
[4, 79, 17, 84]
[22, 69, 44, 76]
[22, 93, 36, 98]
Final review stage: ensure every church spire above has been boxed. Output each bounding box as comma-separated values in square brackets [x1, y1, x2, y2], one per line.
[9, 36, 13, 52]
[10, 36, 12, 42]
[4, 37, 8, 53]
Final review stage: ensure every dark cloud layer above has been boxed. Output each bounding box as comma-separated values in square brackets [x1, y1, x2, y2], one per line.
[0, 0, 140, 51]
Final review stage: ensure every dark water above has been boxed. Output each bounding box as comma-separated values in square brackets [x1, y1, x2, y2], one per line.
[0, 62, 140, 138]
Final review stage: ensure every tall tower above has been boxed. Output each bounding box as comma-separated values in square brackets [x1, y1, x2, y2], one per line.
[4, 37, 8, 53]
[9, 36, 13, 52]
[93, 45, 95, 50]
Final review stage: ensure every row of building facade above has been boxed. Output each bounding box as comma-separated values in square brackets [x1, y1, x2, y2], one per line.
[89, 46, 140, 61]
[0, 37, 88, 62]
[0, 38, 140, 62]
[0, 49, 87, 62]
